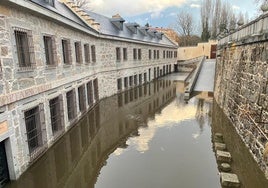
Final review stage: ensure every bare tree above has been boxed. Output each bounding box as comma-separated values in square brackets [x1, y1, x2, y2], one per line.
[174, 10, 197, 46]
[201, 0, 212, 41]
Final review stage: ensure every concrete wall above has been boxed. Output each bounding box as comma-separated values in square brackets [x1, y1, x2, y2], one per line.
[0, 3, 177, 179]
[215, 12, 268, 178]
[177, 40, 217, 61]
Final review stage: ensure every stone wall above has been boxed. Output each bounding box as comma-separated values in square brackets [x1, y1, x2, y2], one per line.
[0, 3, 177, 180]
[214, 12, 268, 178]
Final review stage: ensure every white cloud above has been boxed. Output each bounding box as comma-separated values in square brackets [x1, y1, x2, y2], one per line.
[150, 11, 164, 19]
[232, 5, 240, 10]
[168, 12, 177, 17]
[190, 4, 201, 8]
[89, 0, 186, 17]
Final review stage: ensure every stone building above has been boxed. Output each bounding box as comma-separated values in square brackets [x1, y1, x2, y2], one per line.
[0, 0, 178, 181]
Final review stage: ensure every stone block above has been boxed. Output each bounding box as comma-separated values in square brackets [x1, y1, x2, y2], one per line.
[215, 142, 227, 151]
[216, 150, 232, 162]
[220, 172, 240, 187]
[220, 163, 231, 172]
[214, 133, 224, 143]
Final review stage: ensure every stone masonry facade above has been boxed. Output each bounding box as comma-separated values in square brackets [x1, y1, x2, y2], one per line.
[0, 1, 177, 180]
[215, 12, 268, 178]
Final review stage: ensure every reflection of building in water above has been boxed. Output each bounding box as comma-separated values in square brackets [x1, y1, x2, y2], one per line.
[7, 80, 176, 188]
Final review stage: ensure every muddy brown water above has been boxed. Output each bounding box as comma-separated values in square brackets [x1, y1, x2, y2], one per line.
[6, 78, 268, 188]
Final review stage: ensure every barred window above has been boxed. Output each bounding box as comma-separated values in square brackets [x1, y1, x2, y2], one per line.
[93, 78, 99, 102]
[66, 89, 76, 121]
[117, 78, 122, 91]
[87, 81, 93, 107]
[134, 75, 137, 85]
[84, 44, 90, 64]
[129, 76, 133, 87]
[91, 45, 96, 63]
[153, 50, 156, 59]
[138, 49, 142, 60]
[62, 39, 72, 64]
[14, 28, 35, 69]
[44, 35, 56, 66]
[75, 41, 82, 64]
[139, 74, 142, 85]
[123, 48, 127, 61]
[124, 77, 128, 88]
[157, 50, 159, 59]
[49, 96, 63, 135]
[149, 49, 151, 60]
[24, 106, 44, 156]
[163, 50, 165, 59]
[144, 73, 147, 83]
[78, 85, 86, 113]
[133, 48, 137, 60]
[116, 47, 121, 61]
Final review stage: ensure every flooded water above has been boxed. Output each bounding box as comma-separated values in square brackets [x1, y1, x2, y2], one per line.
[6, 76, 268, 188]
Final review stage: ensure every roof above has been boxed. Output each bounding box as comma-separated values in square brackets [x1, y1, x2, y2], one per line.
[28, 0, 177, 47]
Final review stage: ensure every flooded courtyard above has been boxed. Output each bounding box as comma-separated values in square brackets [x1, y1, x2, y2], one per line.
[6, 76, 268, 188]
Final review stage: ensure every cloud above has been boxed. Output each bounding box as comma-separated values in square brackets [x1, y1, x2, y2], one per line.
[190, 4, 201, 8]
[150, 11, 164, 19]
[89, 0, 186, 17]
[232, 5, 240, 10]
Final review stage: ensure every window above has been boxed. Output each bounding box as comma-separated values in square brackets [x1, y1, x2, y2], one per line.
[66, 89, 76, 121]
[25, 106, 43, 155]
[174, 51, 177, 58]
[75, 41, 82, 64]
[157, 50, 159, 59]
[49, 96, 63, 135]
[117, 78, 122, 91]
[129, 76, 133, 87]
[78, 85, 86, 113]
[14, 28, 35, 68]
[134, 75, 137, 85]
[149, 49, 151, 60]
[133, 48, 137, 60]
[116, 47, 121, 61]
[93, 78, 99, 102]
[87, 81, 93, 107]
[84, 44, 90, 64]
[124, 77, 128, 88]
[91, 45, 96, 63]
[123, 48, 127, 61]
[138, 49, 142, 60]
[44, 0, 55, 6]
[62, 39, 71, 64]
[153, 50, 156, 59]
[163, 50, 165, 59]
[139, 74, 142, 85]
[144, 73, 147, 83]
[44, 35, 56, 66]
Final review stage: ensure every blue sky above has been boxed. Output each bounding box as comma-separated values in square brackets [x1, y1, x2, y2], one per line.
[89, 0, 261, 29]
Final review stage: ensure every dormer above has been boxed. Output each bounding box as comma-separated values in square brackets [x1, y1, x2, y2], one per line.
[148, 30, 157, 37]
[110, 14, 125, 30]
[43, 0, 55, 7]
[156, 32, 164, 40]
[139, 26, 149, 35]
[126, 22, 139, 34]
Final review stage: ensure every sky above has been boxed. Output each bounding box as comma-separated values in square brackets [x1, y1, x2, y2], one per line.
[89, 0, 261, 33]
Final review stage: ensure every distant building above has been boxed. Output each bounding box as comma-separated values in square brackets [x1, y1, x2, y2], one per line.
[0, 0, 177, 181]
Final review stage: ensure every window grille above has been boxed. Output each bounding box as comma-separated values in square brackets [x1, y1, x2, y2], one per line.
[49, 96, 63, 135]
[123, 48, 127, 61]
[14, 28, 35, 69]
[87, 81, 93, 107]
[25, 106, 43, 155]
[78, 85, 86, 113]
[66, 90, 76, 121]
[62, 39, 72, 64]
[138, 49, 141, 60]
[133, 48, 137, 60]
[91, 45, 96, 63]
[84, 44, 90, 64]
[117, 78, 122, 91]
[75, 42, 82, 64]
[44, 35, 56, 66]
[93, 79, 99, 102]
[116, 47, 121, 61]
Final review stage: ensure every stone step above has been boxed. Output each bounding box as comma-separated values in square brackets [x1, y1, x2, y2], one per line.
[220, 172, 240, 187]
[216, 150, 232, 162]
[220, 163, 231, 172]
[214, 142, 227, 151]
